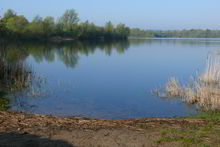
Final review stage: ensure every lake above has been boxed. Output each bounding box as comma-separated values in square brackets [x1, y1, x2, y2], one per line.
[3, 38, 220, 119]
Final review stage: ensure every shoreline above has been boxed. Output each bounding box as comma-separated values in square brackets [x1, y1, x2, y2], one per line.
[0, 110, 219, 147]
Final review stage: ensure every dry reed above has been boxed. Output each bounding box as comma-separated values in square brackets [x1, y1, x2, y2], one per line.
[161, 51, 220, 111]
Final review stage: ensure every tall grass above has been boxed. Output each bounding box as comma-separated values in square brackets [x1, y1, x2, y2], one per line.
[0, 59, 32, 91]
[0, 56, 46, 99]
[200, 51, 220, 83]
[164, 77, 182, 97]
[161, 51, 220, 111]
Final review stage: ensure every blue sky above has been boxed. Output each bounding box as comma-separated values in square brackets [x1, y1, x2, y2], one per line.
[1, 0, 220, 30]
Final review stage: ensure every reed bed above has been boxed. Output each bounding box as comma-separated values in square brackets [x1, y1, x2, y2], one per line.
[161, 51, 220, 111]
[0, 59, 32, 91]
[0, 57, 46, 99]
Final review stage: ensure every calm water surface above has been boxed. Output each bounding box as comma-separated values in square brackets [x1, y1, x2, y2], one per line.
[6, 39, 220, 119]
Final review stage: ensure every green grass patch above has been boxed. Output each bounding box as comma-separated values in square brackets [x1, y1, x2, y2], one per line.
[187, 111, 220, 120]
[156, 121, 220, 147]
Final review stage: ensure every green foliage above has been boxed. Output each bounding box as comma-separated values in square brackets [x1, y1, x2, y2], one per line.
[3, 9, 16, 21]
[130, 28, 154, 38]
[104, 21, 114, 33]
[60, 9, 79, 25]
[116, 24, 130, 39]
[43, 16, 55, 37]
[1, 9, 129, 41]
[78, 21, 102, 39]
[0, 91, 9, 110]
[130, 28, 220, 38]
[59, 9, 79, 33]
[27, 23, 43, 36]
[0, 98, 9, 110]
[0, 17, 8, 38]
[32, 15, 43, 24]
[5, 15, 28, 34]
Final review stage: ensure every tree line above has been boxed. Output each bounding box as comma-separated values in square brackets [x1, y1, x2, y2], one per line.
[0, 9, 130, 41]
[130, 28, 220, 38]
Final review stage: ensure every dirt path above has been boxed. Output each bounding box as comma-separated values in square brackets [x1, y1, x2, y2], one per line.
[0, 111, 219, 147]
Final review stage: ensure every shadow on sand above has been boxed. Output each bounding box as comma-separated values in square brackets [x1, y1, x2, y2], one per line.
[0, 132, 74, 147]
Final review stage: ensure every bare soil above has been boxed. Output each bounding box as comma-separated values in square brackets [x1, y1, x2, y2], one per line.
[0, 111, 218, 147]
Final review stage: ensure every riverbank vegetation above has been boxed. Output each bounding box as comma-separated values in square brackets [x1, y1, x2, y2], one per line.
[130, 28, 220, 38]
[0, 59, 31, 110]
[0, 43, 41, 110]
[157, 50, 220, 111]
[0, 91, 9, 111]
[0, 9, 130, 41]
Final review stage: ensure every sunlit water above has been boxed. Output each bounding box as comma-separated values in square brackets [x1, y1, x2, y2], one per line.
[5, 39, 220, 119]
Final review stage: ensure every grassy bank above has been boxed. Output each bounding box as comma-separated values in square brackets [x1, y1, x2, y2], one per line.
[156, 112, 220, 147]
[151, 51, 220, 146]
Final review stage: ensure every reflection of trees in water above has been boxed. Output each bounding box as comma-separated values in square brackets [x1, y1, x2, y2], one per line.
[0, 40, 130, 111]
[57, 48, 79, 68]
[0, 40, 130, 110]
[1, 40, 130, 68]
[0, 59, 31, 92]
[0, 54, 30, 110]
[129, 38, 220, 47]
[0, 40, 130, 90]
[0, 44, 44, 110]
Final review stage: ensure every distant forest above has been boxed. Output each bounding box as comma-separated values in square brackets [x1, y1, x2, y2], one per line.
[130, 28, 220, 38]
[1, 9, 220, 41]
[0, 9, 130, 41]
